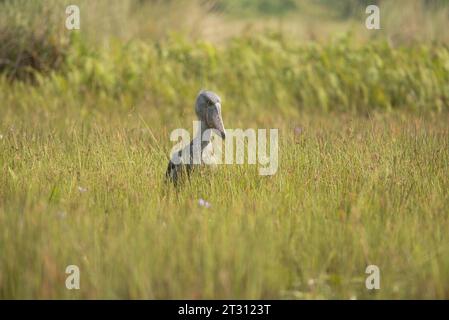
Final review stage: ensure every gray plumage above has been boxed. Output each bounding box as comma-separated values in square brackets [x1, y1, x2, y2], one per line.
[166, 90, 226, 185]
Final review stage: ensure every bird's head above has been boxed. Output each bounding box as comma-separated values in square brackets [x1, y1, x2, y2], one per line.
[195, 90, 226, 139]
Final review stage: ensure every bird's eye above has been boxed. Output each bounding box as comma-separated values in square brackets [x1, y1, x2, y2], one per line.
[207, 100, 214, 107]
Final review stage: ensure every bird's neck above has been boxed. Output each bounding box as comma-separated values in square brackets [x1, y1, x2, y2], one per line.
[192, 120, 212, 150]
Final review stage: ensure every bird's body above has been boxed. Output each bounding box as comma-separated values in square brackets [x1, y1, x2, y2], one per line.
[166, 90, 226, 185]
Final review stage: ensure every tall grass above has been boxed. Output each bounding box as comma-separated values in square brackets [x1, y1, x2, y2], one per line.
[0, 0, 69, 79]
[1, 108, 448, 298]
[0, 0, 449, 299]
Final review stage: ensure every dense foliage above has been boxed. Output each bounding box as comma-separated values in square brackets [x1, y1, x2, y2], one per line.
[3, 33, 449, 114]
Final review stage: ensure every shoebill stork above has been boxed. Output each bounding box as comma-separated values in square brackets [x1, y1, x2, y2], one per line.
[166, 90, 226, 185]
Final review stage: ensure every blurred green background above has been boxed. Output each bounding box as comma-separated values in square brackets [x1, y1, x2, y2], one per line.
[1, 0, 449, 113]
[1, 1, 449, 299]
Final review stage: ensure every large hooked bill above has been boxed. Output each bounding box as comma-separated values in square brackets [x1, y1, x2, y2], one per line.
[206, 102, 226, 139]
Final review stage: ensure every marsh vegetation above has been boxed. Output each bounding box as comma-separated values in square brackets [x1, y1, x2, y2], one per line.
[0, 0, 448, 298]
